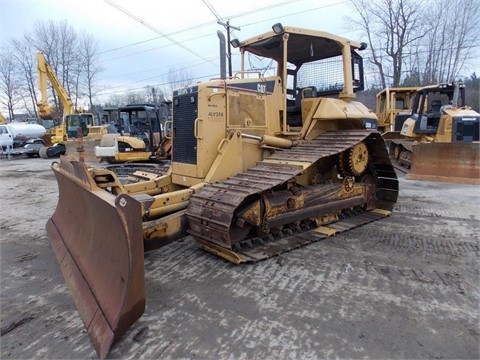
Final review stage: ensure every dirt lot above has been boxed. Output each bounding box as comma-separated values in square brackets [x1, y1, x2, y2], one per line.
[1, 155, 479, 359]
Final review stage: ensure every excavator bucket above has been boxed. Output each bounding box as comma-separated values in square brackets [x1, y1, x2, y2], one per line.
[406, 142, 480, 185]
[46, 156, 146, 359]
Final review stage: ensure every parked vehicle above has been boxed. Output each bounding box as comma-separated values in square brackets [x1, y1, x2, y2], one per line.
[0, 122, 46, 157]
[388, 82, 480, 184]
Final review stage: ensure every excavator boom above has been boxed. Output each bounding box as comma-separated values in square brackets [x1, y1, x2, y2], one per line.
[37, 52, 75, 118]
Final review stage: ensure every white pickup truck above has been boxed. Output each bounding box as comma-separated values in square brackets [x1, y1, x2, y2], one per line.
[0, 122, 46, 157]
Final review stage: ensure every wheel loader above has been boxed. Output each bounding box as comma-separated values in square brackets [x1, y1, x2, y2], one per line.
[46, 24, 398, 358]
[388, 82, 480, 184]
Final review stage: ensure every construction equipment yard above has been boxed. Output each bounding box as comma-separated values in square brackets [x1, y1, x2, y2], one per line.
[0, 155, 478, 359]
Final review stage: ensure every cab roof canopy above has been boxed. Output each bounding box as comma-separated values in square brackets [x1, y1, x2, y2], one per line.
[238, 24, 363, 67]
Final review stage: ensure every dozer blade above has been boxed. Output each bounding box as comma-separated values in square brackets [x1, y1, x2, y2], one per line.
[46, 156, 145, 359]
[406, 142, 480, 185]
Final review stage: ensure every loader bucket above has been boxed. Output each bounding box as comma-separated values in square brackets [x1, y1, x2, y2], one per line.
[46, 156, 145, 359]
[406, 142, 480, 185]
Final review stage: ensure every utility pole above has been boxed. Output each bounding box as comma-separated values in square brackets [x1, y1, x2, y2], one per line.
[217, 20, 240, 77]
[152, 87, 157, 104]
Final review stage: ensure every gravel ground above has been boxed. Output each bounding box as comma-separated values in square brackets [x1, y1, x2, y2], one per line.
[1, 155, 479, 359]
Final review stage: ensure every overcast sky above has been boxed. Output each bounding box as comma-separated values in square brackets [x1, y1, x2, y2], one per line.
[1, 0, 358, 102]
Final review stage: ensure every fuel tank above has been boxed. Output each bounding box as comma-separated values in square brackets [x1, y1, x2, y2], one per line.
[4, 122, 46, 140]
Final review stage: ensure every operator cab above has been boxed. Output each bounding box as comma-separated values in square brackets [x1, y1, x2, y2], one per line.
[66, 113, 95, 138]
[235, 23, 369, 131]
[116, 104, 165, 153]
[413, 83, 466, 134]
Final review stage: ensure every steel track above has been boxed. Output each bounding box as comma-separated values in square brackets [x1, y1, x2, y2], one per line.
[186, 130, 399, 263]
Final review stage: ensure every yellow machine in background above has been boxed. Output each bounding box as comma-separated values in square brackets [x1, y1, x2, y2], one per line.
[94, 103, 171, 163]
[376, 86, 418, 133]
[389, 82, 479, 184]
[37, 51, 110, 158]
[46, 24, 398, 358]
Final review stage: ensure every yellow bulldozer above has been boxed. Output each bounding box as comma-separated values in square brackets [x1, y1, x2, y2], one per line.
[388, 82, 480, 184]
[375, 86, 419, 133]
[46, 24, 398, 358]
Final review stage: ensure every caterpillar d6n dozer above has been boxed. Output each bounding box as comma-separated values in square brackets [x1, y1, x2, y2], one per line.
[389, 82, 480, 184]
[46, 24, 398, 358]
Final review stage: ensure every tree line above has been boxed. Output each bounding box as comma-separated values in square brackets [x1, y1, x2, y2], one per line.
[0, 20, 103, 120]
[0, 20, 192, 120]
[348, 0, 480, 110]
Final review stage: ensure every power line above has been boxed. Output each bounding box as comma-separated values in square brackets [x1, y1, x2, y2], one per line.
[202, 0, 223, 21]
[97, 1, 479, 97]
[99, 0, 302, 56]
[102, 33, 212, 63]
[103, 0, 217, 66]
[97, 36, 479, 99]
[98, 71, 220, 97]
[97, 0, 348, 83]
[101, 57, 216, 88]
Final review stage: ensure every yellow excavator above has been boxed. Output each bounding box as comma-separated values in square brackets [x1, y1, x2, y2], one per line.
[46, 24, 398, 358]
[388, 82, 479, 184]
[37, 51, 110, 158]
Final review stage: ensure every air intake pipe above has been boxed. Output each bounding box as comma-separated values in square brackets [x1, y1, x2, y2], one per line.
[217, 31, 226, 80]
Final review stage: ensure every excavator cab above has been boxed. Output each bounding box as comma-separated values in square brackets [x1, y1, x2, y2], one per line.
[46, 24, 398, 358]
[65, 113, 94, 138]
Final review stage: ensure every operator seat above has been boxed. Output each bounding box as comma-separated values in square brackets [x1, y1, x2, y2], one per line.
[287, 86, 318, 126]
[423, 99, 443, 131]
[429, 99, 442, 115]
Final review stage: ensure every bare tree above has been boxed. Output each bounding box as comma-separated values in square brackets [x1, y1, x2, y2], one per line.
[464, 73, 479, 111]
[164, 66, 194, 99]
[78, 32, 103, 110]
[0, 50, 23, 120]
[347, 0, 430, 87]
[421, 0, 480, 83]
[124, 91, 148, 105]
[1, 19, 105, 116]
[348, 0, 479, 88]
[104, 94, 125, 108]
[10, 37, 40, 117]
[29, 20, 79, 114]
